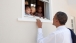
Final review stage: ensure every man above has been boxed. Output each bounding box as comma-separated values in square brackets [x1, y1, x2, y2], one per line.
[36, 11, 72, 43]
[25, 1, 29, 5]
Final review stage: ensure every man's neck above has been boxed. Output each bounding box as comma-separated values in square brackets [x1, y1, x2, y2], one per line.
[56, 25, 64, 28]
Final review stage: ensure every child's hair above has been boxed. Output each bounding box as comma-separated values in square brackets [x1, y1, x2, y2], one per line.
[25, 5, 30, 10]
[36, 5, 42, 9]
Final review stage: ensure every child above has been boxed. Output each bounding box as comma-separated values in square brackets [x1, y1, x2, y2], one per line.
[35, 5, 43, 18]
[25, 1, 29, 5]
[31, 6, 36, 16]
[25, 5, 31, 15]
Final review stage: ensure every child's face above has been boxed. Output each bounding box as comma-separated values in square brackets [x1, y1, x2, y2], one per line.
[38, 7, 42, 13]
[31, 7, 36, 14]
[25, 8, 31, 14]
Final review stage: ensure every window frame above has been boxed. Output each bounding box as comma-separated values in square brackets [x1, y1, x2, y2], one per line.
[18, 0, 53, 22]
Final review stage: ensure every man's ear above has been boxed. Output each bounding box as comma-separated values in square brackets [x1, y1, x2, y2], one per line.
[56, 19, 59, 22]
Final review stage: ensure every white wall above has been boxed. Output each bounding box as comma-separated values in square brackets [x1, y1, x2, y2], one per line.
[67, 5, 76, 33]
[51, 0, 71, 28]
[0, 0, 72, 43]
[62, 0, 76, 33]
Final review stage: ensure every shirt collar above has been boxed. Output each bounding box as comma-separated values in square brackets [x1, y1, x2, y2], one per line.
[57, 25, 66, 30]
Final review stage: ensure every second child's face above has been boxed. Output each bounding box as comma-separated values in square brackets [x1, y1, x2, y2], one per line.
[31, 7, 36, 14]
[25, 8, 31, 14]
[38, 7, 42, 13]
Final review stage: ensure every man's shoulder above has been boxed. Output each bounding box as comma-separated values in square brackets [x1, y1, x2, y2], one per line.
[51, 30, 60, 35]
[53, 28, 69, 34]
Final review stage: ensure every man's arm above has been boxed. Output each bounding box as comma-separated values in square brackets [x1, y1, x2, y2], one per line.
[37, 28, 43, 43]
[36, 19, 43, 43]
[36, 19, 55, 43]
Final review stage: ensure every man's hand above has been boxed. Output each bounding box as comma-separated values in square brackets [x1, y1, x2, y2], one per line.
[36, 19, 42, 28]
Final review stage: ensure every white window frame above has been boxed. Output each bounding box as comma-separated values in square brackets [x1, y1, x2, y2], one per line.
[40, 0, 49, 3]
[18, 0, 53, 23]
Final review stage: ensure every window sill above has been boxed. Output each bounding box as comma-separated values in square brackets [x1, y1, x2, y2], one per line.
[40, 0, 49, 3]
[18, 17, 52, 23]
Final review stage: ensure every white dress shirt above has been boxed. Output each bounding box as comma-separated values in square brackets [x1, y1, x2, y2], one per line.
[37, 25, 72, 43]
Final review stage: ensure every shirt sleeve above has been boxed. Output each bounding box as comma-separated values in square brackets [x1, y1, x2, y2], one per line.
[37, 28, 55, 43]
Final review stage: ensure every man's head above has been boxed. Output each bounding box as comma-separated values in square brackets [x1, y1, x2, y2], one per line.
[25, 5, 31, 14]
[53, 11, 68, 27]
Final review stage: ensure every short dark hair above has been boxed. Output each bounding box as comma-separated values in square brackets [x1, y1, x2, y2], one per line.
[36, 5, 42, 9]
[56, 11, 68, 25]
[25, 5, 30, 10]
